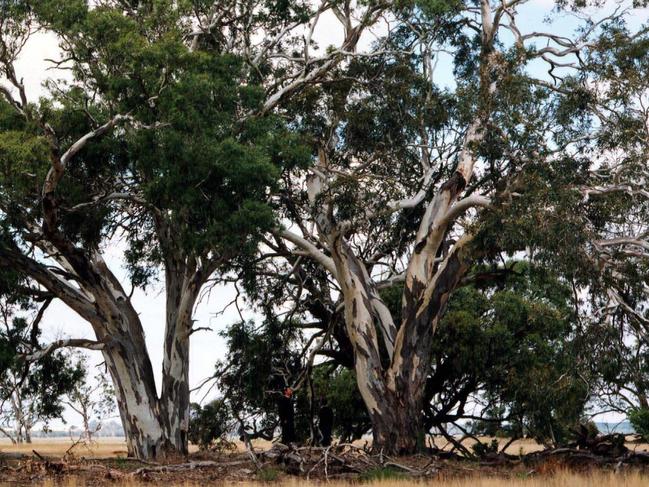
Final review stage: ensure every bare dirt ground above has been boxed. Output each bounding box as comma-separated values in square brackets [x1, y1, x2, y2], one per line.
[2, 437, 649, 486]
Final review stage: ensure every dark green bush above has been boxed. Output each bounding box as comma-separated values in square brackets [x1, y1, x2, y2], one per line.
[188, 399, 233, 451]
[629, 408, 649, 440]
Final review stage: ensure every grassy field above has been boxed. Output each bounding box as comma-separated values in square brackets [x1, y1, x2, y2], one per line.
[13, 471, 649, 487]
[2, 436, 648, 458]
[0, 436, 132, 458]
[0, 436, 549, 458]
[3, 438, 649, 486]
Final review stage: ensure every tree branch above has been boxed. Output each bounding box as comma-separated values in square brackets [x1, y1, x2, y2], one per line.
[441, 194, 492, 226]
[276, 229, 338, 278]
[24, 338, 106, 362]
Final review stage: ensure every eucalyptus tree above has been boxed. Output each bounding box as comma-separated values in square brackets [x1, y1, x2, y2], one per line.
[573, 19, 649, 341]
[0, 0, 387, 458]
[65, 352, 116, 443]
[259, 0, 649, 453]
[0, 294, 83, 444]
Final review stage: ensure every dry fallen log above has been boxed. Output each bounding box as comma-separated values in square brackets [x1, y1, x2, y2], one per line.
[131, 459, 252, 477]
[0, 452, 29, 461]
[264, 442, 438, 479]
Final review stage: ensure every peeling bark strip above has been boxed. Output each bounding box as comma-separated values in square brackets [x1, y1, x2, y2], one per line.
[104, 335, 165, 459]
[160, 260, 204, 456]
[329, 234, 386, 415]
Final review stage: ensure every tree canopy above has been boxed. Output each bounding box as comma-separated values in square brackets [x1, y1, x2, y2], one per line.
[1, 0, 649, 459]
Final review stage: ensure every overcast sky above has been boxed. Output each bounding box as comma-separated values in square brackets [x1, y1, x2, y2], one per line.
[10, 0, 648, 430]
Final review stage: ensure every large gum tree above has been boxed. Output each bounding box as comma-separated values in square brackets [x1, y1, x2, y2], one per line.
[262, 0, 649, 453]
[0, 0, 386, 459]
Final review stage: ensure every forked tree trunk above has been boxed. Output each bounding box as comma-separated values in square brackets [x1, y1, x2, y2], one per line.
[89, 262, 193, 460]
[102, 339, 167, 459]
[84, 310, 193, 459]
[8, 244, 202, 460]
[324, 215, 472, 454]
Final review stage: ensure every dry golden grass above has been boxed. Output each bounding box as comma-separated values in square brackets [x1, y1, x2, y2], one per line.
[0, 436, 130, 458]
[14, 470, 649, 487]
[2, 436, 648, 458]
[429, 436, 649, 455]
[4, 438, 649, 487]
[428, 436, 546, 455]
[0, 437, 280, 457]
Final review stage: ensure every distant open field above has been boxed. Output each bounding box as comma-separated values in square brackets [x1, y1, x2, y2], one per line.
[0, 436, 131, 458]
[3, 436, 649, 458]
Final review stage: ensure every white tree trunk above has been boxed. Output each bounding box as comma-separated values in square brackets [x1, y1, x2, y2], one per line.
[159, 264, 203, 456]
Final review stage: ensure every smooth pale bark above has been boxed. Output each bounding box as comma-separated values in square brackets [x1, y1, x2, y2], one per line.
[10, 387, 32, 444]
[100, 327, 166, 458]
[159, 260, 204, 456]
[92, 252, 212, 459]
[63, 262, 200, 459]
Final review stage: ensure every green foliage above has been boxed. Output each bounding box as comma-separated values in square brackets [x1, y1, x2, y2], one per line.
[217, 319, 303, 412]
[188, 399, 233, 451]
[126, 50, 310, 265]
[475, 171, 594, 284]
[472, 438, 499, 458]
[257, 466, 281, 482]
[440, 263, 587, 446]
[629, 408, 649, 440]
[215, 319, 370, 443]
[2, 1, 312, 291]
[214, 319, 304, 439]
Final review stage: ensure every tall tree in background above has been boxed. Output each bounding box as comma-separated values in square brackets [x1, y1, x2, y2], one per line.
[0, 0, 386, 458]
[0, 288, 83, 443]
[65, 353, 116, 443]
